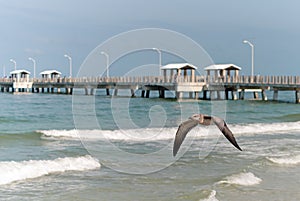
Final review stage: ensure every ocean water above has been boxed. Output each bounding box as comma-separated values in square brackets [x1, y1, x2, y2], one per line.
[0, 91, 299, 201]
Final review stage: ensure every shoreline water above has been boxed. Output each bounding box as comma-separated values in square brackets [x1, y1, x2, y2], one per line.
[0, 93, 299, 200]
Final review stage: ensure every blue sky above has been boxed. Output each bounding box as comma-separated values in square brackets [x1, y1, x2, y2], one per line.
[0, 0, 299, 76]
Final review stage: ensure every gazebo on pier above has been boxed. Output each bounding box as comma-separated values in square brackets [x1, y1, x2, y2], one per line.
[9, 69, 32, 92]
[204, 64, 241, 82]
[40, 70, 62, 80]
[159, 63, 205, 99]
[160, 63, 198, 83]
[10, 69, 31, 82]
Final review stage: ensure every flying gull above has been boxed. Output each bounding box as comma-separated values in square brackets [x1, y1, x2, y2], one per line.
[173, 114, 242, 156]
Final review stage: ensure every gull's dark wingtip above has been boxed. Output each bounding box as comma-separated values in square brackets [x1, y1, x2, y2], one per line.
[234, 143, 243, 151]
[212, 116, 243, 152]
[224, 131, 243, 151]
[173, 149, 178, 157]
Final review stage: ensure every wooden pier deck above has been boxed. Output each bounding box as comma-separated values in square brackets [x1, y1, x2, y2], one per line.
[0, 75, 299, 103]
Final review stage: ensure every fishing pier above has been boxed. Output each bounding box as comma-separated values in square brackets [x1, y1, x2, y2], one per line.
[0, 64, 299, 103]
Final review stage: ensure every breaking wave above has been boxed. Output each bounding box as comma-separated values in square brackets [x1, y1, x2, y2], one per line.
[267, 154, 300, 165]
[199, 190, 219, 201]
[37, 121, 300, 142]
[217, 172, 262, 186]
[0, 155, 100, 185]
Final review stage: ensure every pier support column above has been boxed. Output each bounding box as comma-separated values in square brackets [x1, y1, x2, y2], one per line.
[176, 92, 183, 99]
[159, 90, 165, 98]
[231, 91, 238, 100]
[261, 90, 267, 101]
[130, 89, 135, 97]
[85, 88, 89, 95]
[114, 88, 118, 96]
[146, 90, 150, 98]
[90, 88, 95, 95]
[65, 88, 72, 94]
[203, 90, 208, 100]
[106, 88, 110, 96]
[253, 92, 259, 100]
[42, 88, 45, 93]
[141, 90, 145, 98]
[273, 90, 278, 101]
[225, 89, 229, 100]
[194, 92, 199, 99]
[239, 89, 245, 100]
[217, 91, 221, 100]
[296, 90, 300, 104]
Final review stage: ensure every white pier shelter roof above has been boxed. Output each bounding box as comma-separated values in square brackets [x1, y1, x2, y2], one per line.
[40, 70, 62, 75]
[160, 63, 197, 70]
[10, 69, 31, 75]
[204, 64, 241, 71]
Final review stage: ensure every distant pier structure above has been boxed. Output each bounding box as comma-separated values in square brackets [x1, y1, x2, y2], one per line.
[0, 63, 300, 103]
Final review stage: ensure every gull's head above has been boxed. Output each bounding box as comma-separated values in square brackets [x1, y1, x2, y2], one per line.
[189, 114, 202, 121]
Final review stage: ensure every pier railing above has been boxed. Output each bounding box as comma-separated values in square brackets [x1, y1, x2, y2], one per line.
[0, 76, 206, 84]
[0, 75, 300, 85]
[208, 75, 300, 85]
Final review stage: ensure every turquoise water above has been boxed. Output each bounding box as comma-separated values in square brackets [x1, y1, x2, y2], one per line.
[0, 92, 300, 200]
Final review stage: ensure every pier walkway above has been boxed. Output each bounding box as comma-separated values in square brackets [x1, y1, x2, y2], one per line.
[0, 75, 299, 103]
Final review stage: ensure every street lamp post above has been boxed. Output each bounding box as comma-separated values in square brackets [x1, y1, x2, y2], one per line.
[243, 40, 254, 76]
[101, 51, 109, 77]
[152, 48, 162, 76]
[28, 57, 36, 78]
[64, 54, 72, 78]
[10, 59, 17, 71]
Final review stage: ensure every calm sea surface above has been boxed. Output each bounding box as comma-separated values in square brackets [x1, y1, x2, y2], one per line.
[0, 91, 299, 201]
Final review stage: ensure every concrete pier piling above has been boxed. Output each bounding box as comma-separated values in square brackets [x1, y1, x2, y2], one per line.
[296, 90, 300, 103]
[273, 90, 278, 101]
[261, 90, 267, 101]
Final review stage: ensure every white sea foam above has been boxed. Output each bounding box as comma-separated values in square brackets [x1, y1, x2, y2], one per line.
[230, 121, 300, 135]
[218, 172, 262, 186]
[0, 155, 100, 185]
[39, 128, 183, 141]
[199, 190, 219, 201]
[267, 154, 300, 165]
[38, 121, 300, 142]
[38, 129, 80, 139]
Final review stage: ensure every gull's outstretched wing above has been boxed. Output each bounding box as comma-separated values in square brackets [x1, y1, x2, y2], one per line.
[173, 119, 199, 156]
[212, 116, 242, 151]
